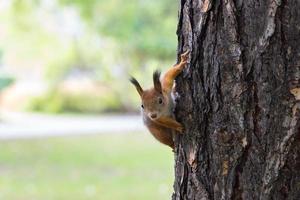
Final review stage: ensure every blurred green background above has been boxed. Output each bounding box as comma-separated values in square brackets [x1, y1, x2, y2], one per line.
[0, 0, 177, 113]
[0, 133, 174, 200]
[0, 0, 178, 199]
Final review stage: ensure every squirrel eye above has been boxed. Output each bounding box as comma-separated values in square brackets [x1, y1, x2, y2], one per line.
[141, 104, 144, 109]
[158, 97, 163, 104]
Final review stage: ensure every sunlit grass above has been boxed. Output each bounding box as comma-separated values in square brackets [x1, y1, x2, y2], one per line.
[0, 133, 174, 200]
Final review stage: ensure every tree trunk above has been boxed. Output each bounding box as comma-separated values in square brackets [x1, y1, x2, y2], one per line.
[173, 0, 300, 199]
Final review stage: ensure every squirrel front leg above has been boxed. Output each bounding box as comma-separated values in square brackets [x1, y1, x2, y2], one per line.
[162, 51, 189, 94]
[144, 117, 175, 149]
[155, 116, 183, 133]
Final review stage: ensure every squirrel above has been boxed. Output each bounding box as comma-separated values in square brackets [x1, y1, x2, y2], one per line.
[130, 51, 189, 149]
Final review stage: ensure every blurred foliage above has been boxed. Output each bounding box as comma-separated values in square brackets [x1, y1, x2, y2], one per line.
[27, 88, 123, 114]
[0, 0, 178, 113]
[58, 0, 178, 60]
[0, 76, 15, 91]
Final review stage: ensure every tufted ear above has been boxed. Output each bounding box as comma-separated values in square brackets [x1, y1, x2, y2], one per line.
[153, 70, 162, 93]
[130, 76, 144, 97]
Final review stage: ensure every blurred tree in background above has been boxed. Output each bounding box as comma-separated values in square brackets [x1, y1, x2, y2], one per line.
[0, 0, 177, 113]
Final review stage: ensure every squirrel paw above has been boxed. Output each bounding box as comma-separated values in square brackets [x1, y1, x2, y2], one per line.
[180, 50, 190, 65]
[175, 124, 184, 133]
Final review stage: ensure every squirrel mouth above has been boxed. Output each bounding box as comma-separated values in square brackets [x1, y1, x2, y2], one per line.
[149, 113, 158, 120]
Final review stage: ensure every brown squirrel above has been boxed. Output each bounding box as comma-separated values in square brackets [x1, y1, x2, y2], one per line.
[130, 51, 189, 149]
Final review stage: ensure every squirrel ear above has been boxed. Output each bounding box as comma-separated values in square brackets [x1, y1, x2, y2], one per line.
[153, 70, 162, 93]
[130, 77, 144, 97]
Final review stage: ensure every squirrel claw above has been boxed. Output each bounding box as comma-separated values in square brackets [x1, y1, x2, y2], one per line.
[181, 50, 190, 60]
[180, 50, 190, 65]
[176, 125, 184, 133]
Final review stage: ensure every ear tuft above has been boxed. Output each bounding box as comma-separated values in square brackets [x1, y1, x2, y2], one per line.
[153, 70, 162, 93]
[130, 76, 144, 97]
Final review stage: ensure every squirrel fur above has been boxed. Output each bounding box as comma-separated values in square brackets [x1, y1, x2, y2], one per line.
[130, 51, 189, 149]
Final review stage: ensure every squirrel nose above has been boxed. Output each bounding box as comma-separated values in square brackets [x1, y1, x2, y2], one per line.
[150, 113, 157, 119]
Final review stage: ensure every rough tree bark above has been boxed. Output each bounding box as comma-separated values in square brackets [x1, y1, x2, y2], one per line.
[173, 0, 300, 199]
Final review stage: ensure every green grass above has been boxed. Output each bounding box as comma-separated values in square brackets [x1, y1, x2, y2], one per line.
[0, 133, 174, 200]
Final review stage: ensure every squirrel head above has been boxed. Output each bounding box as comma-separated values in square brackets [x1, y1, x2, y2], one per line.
[130, 70, 168, 120]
